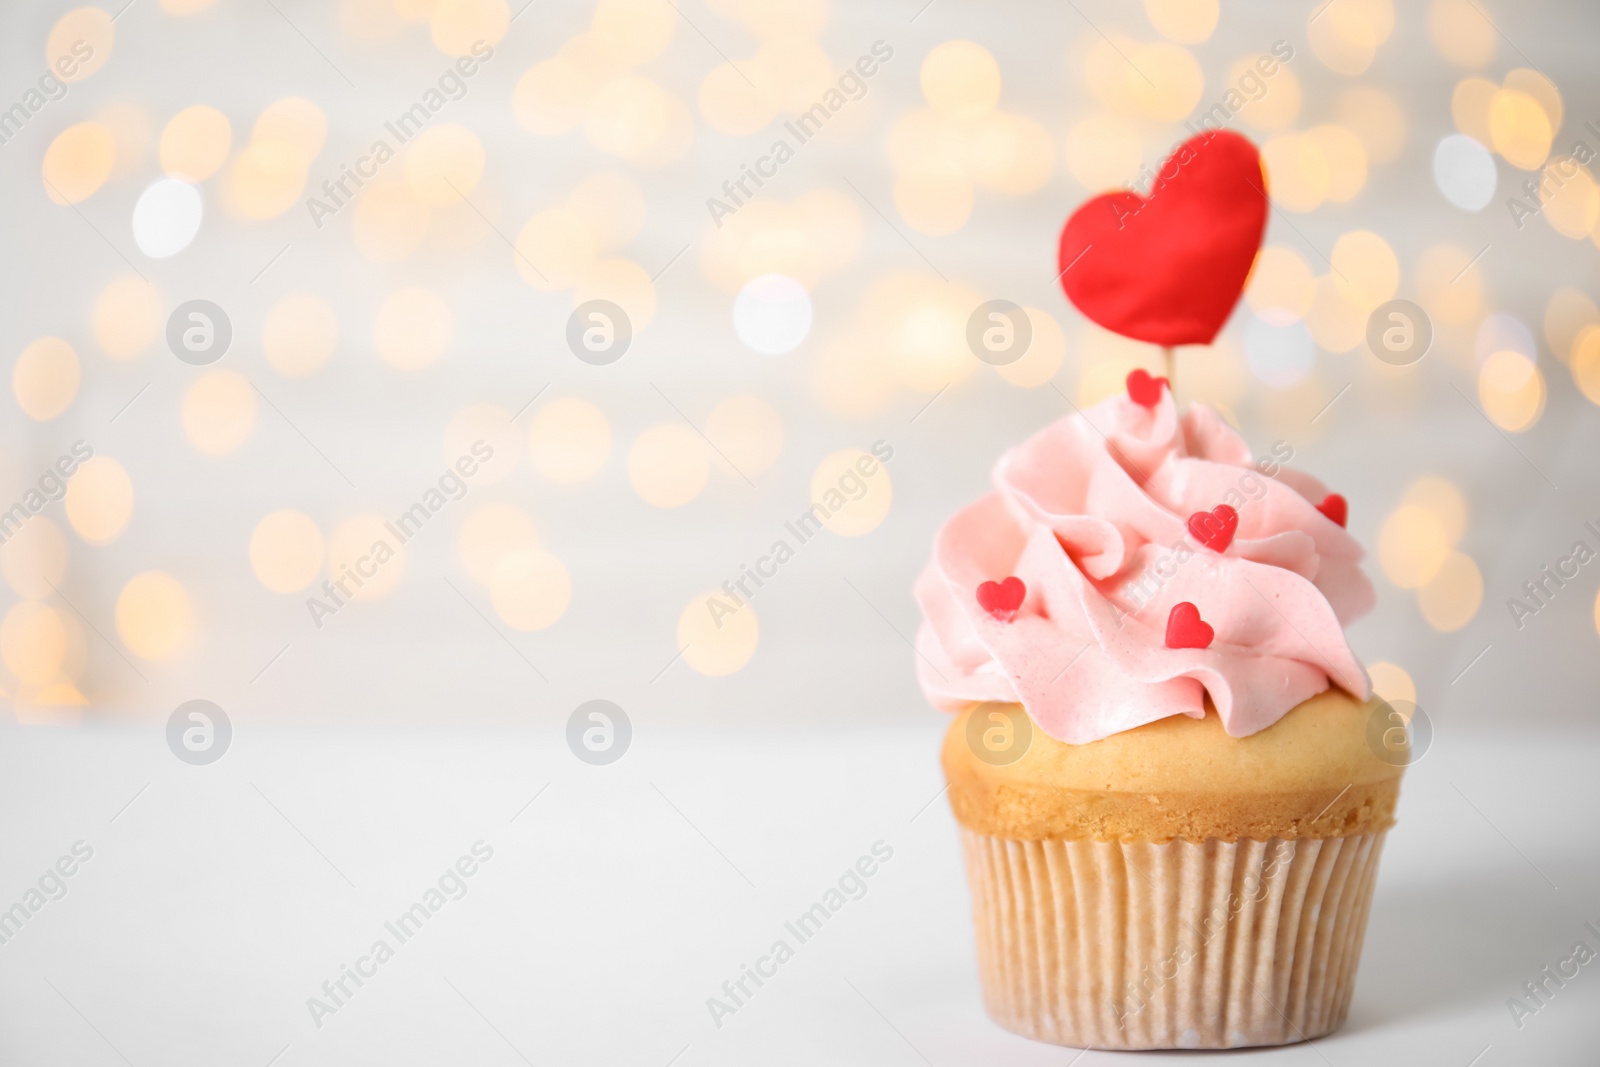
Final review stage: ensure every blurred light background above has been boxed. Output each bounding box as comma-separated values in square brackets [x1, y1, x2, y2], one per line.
[0, 0, 1596, 737]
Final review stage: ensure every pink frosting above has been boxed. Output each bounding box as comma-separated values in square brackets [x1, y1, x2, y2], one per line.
[913, 388, 1375, 744]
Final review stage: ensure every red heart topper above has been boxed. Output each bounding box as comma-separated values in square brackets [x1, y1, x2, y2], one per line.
[976, 577, 1025, 622]
[1316, 493, 1348, 527]
[1058, 131, 1268, 347]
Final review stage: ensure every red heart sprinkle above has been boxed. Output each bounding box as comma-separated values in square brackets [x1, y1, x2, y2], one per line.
[976, 577, 1026, 622]
[1126, 368, 1169, 408]
[1165, 602, 1214, 650]
[1187, 504, 1239, 552]
[1316, 493, 1348, 527]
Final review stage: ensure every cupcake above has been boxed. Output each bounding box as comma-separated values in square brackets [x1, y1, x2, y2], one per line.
[913, 374, 1404, 1050]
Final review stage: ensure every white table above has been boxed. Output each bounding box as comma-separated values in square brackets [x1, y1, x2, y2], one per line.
[0, 718, 1594, 1065]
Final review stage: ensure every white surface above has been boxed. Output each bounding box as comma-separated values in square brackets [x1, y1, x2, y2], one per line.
[0, 719, 1595, 1064]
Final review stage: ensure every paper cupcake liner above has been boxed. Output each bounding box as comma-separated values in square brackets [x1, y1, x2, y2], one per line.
[960, 828, 1386, 1050]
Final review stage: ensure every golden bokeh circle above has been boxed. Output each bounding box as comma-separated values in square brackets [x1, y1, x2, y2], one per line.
[528, 398, 611, 484]
[459, 504, 538, 586]
[1477, 350, 1545, 432]
[1366, 660, 1416, 705]
[182, 369, 257, 455]
[160, 105, 232, 182]
[254, 97, 327, 168]
[1, 602, 67, 686]
[1379, 504, 1451, 589]
[92, 276, 164, 361]
[490, 548, 571, 631]
[65, 457, 134, 545]
[374, 286, 453, 372]
[920, 40, 1002, 120]
[1145, 0, 1218, 43]
[1, 516, 68, 601]
[678, 590, 758, 676]
[1418, 551, 1483, 632]
[629, 424, 710, 508]
[47, 7, 114, 83]
[810, 449, 893, 536]
[352, 181, 431, 262]
[263, 292, 339, 378]
[250, 510, 325, 594]
[430, 0, 509, 57]
[405, 123, 485, 206]
[42, 122, 115, 204]
[116, 571, 193, 660]
[327, 516, 405, 602]
[14, 337, 80, 421]
[705, 395, 784, 477]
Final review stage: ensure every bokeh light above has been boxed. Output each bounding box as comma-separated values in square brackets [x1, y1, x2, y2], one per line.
[1379, 504, 1451, 589]
[566, 172, 646, 249]
[1261, 132, 1329, 213]
[1, 602, 67, 686]
[1477, 350, 1545, 432]
[1433, 134, 1496, 211]
[1546, 289, 1600, 362]
[430, 0, 510, 57]
[405, 123, 485, 205]
[250, 510, 325, 594]
[91, 277, 163, 360]
[629, 424, 710, 508]
[678, 591, 758, 676]
[182, 370, 257, 455]
[374, 286, 453, 371]
[515, 208, 599, 290]
[443, 404, 520, 485]
[1416, 244, 1483, 326]
[527, 398, 611, 484]
[1244, 316, 1314, 387]
[1309, 125, 1367, 201]
[1429, 0, 1495, 67]
[1063, 115, 1143, 191]
[263, 293, 339, 378]
[1308, 0, 1392, 76]
[352, 182, 431, 262]
[42, 122, 115, 204]
[226, 138, 307, 220]
[1145, 0, 1218, 43]
[13, 337, 79, 420]
[1245, 246, 1315, 325]
[1335, 86, 1405, 164]
[705, 396, 784, 478]
[64, 457, 134, 545]
[995, 307, 1067, 388]
[1488, 88, 1552, 170]
[489, 548, 570, 630]
[1418, 551, 1483, 632]
[253, 97, 326, 168]
[116, 571, 193, 660]
[327, 516, 406, 601]
[1366, 660, 1416, 705]
[1, 517, 67, 600]
[1329, 230, 1398, 311]
[131, 178, 203, 258]
[810, 450, 893, 536]
[921, 41, 1002, 120]
[733, 274, 813, 354]
[459, 504, 538, 586]
[47, 7, 114, 82]
[159, 105, 231, 182]
[575, 257, 658, 332]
